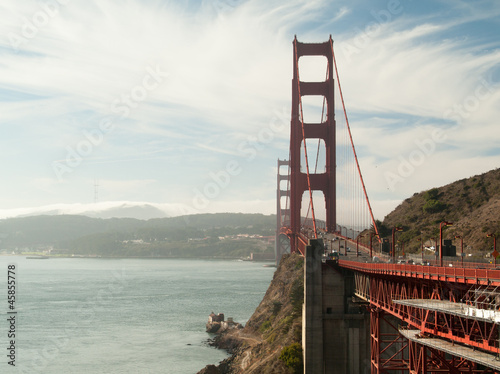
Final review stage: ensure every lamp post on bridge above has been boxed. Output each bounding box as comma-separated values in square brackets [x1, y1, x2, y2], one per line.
[439, 221, 453, 267]
[369, 232, 378, 260]
[487, 233, 497, 266]
[429, 237, 437, 264]
[356, 233, 365, 258]
[356, 235, 359, 257]
[340, 225, 346, 239]
[417, 237, 423, 263]
[455, 235, 464, 267]
[392, 226, 403, 261]
[339, 228, 347, 256]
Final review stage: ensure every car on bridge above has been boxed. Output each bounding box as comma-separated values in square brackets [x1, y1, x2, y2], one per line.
[327, 252, 340, 264]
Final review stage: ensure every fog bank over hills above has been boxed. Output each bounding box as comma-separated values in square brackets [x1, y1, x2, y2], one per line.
[0, 198, 279, 221]
[0, 201, 186, 220]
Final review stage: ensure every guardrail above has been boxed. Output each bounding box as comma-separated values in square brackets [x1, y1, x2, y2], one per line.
[339, 259, 500, 286]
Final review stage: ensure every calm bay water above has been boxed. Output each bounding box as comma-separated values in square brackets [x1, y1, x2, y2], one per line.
[0, 256, 275, 373]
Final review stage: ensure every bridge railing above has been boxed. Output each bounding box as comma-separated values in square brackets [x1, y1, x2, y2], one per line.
[339, 259, 500, 285]
[356, 256, 500, 269]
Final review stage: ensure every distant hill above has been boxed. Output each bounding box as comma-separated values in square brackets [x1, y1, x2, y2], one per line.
[0, 213, 276, 258]
[0, 201, 177, 220]
[378, 168, 500, 255]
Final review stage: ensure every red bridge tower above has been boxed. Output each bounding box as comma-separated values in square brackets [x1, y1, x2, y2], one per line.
[289, 36, 336, 253]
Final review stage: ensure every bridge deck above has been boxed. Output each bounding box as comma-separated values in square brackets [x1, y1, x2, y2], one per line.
[393, 299, 500, 324]
[400, 329, 500, 371]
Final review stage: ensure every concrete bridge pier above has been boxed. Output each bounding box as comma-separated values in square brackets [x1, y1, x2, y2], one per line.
[303, 239, 370, 374]
[303, 239, 324, 373]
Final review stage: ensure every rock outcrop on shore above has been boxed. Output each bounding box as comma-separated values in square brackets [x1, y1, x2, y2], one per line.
[198, 253, 304, 374]
[197, 365, 222, 374]
[206, 313, 243, 333]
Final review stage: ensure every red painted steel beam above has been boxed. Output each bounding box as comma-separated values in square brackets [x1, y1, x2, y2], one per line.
[367, 275, 499, 355]
[339, 260, 500, 287]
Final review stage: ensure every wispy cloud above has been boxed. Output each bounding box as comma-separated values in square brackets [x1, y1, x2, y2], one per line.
[0, 0, 498, 220]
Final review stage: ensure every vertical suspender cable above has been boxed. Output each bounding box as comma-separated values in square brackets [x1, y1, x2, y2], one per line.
[330, 40, 380, 241]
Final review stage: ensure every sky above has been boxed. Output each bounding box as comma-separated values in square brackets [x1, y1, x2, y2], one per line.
[0, 0, 499, 221]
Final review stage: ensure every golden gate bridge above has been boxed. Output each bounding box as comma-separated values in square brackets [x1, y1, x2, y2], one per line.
[276, 36, 500, 373]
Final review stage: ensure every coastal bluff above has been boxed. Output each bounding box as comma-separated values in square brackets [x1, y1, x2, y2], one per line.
[198, 253, 304, 374]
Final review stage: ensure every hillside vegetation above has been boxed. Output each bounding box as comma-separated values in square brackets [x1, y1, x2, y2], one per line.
[377, 168, 500, 255]
[0, 213, 276, 258]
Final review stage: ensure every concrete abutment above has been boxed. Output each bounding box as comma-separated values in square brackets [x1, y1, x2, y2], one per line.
[303, 239, 370, 373]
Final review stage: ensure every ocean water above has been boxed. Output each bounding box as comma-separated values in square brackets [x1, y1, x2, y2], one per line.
[0, 256, 275, 373]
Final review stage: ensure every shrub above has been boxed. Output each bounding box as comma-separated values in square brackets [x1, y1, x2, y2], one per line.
[280, 315, 294, 334]
[423, 199, 447, 214]
[293, 325, 302, 342]
[294, 258, 304, 270]
[272, 301, 282, 316]
[267, 331, 277, 344]
[290, 278, 304, 316]
[281, 315, 294, 326]
[424, 188, 439, 201]
[259, 320, 272, 333]
[279, 342, 303, 374]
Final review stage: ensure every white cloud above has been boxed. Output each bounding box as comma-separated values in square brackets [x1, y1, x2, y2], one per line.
[0, 0, 498, 226]
[330, 12, 500, 217]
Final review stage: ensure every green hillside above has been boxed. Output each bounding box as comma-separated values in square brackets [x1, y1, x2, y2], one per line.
[377, 168, 500, 256]
[0, 213, 276, 258]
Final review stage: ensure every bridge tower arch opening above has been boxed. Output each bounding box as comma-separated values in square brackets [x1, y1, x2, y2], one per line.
[298, 55, 329, 83]
[300, 190, 327, 232]
[300, 138, 327, 175]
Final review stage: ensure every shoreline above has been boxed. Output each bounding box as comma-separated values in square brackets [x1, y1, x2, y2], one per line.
[0, 253, 276, 262]
[197, 253, 304, 374]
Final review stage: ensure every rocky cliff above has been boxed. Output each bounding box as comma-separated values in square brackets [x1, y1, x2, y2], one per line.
[198, 253, 304, 374]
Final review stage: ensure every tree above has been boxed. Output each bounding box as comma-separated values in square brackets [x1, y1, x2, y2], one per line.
[279, 342, 303, 374]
